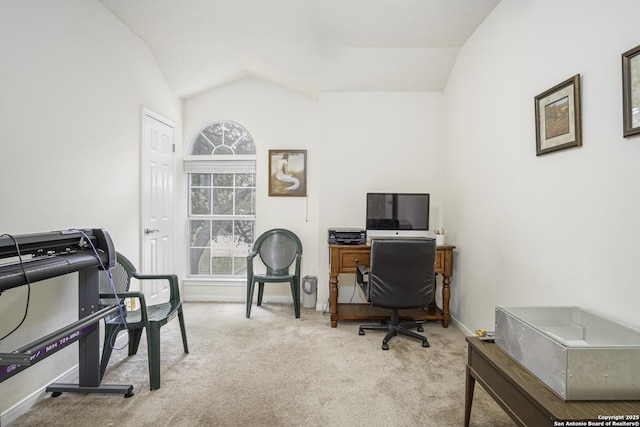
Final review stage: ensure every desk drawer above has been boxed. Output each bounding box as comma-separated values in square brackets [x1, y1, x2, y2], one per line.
[339, 249, 370, 272]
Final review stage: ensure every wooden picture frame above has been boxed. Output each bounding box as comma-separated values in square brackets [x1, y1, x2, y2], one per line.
[535, 74, 582, 156]
[622, 44, 640, 137]
[268, 149, 307, 197]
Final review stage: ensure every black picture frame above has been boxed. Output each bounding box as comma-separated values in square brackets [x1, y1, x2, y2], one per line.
[534, 74, 582, 156]
[622, 44, 640, 137]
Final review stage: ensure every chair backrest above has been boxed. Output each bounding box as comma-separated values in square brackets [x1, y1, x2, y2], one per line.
[254, 228, 302, 276]
[368, 238, 436, 309]
[98, 252, 136, 307]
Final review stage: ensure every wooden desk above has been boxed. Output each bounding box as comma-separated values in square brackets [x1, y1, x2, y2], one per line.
[328, 244, 455, 328]
[465, 336, 640, 426]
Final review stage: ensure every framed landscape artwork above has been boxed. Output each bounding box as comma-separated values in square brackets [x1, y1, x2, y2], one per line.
[534, 74, 582, 156]
[268, 149, 307, 197]
[622, 43, 640, 137]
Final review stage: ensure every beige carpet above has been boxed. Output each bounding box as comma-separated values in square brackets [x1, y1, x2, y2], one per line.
[10, 302, 514, 426]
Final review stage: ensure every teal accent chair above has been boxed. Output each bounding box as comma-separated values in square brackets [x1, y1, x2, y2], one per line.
[246, 228, 303, 318]
[99, 252, 188, 390]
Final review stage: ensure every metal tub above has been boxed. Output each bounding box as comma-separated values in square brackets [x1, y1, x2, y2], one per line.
[495, 306, 640, 400]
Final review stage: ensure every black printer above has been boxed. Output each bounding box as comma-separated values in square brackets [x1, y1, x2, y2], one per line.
[327, 228, 366, 245]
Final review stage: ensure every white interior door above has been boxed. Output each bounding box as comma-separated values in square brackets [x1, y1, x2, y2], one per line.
[141, 108, 175, 305]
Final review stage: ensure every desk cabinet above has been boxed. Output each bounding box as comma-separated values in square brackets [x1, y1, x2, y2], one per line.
[328, 244, 455, 328]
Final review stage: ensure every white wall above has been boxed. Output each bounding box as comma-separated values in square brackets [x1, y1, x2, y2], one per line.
[444, 0, 640, 331]
[318, 92, 446, 305]
[181, 89, 446, 309]
[180, 78, 320, 301]
[0, 0, 181, 420]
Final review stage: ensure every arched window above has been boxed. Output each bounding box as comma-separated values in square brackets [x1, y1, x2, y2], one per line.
[184, 120, 256, 278]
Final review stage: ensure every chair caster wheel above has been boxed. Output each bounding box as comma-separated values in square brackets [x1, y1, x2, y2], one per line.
[51, 392, 62, 398]
[417, 325, 424, 332]
[382, 342, 389, 350]
[422, 340, 430, 348]
[359, 329, 365, 335]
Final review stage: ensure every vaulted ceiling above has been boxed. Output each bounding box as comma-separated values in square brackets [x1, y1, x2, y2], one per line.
[99, 0, 501, 99]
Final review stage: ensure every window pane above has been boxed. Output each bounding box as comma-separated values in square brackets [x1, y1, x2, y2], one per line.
[236, 173, 255, 187]
[191, 173, 211, 186]
[201, 125, 223, 147]
[234, 256, 247, 275]
[212, 188, 233, 215]
[212, 244, 232, 275]
[211, 221, 233, 275]
[233, 242, 250, 275]
[234, 138, 255, 155]
[192, 135, 214, 155]
[190, 247, 211, 275]
[212, 173, 233, 186]
[211, 239, 233, 275]
[190, 220, 211, 246]
[213, 145, 234, 155]
[211, 220, 233, 242]
[236, 188, 255, 215]
[226, 123, 245, 142]
[190, 188, 211, 215]
[235, 220, 254, 245]
[189, 120, 255, 156]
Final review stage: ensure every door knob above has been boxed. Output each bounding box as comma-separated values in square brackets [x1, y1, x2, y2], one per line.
[144, 228, 160, 234]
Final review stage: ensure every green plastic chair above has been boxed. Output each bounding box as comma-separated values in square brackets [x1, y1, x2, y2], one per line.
[98, 252, 188, 391]
[246, 228, 303, 318]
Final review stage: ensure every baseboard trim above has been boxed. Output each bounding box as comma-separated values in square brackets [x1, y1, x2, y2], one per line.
[185, 295, 295, 304]
[450, 314, 473, 336]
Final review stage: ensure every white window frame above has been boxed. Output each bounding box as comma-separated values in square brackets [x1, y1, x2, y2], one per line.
[184, 120, 256, 281]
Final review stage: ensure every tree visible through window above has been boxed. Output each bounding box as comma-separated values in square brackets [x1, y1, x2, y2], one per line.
[185, 120, 256, 278]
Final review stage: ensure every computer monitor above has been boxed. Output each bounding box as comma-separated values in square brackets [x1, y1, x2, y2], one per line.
[366, 193, 430, 238]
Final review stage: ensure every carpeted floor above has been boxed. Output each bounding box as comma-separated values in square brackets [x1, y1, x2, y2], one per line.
[9, 302, 514, 426]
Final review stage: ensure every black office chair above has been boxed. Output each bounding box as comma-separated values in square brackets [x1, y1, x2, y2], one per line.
[98, 252, 189, 390]
[357, 238, 436, 350]
[246, 228, 303, 318]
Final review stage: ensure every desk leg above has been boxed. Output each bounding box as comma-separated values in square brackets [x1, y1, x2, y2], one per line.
[442, 274, 451, 328]
[330, 273, 339, 328]
[427, 273, 438, 315]
[465, 365, 475, 427]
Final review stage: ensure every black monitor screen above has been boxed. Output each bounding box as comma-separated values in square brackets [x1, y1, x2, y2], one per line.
[366, 193, 430, 231]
